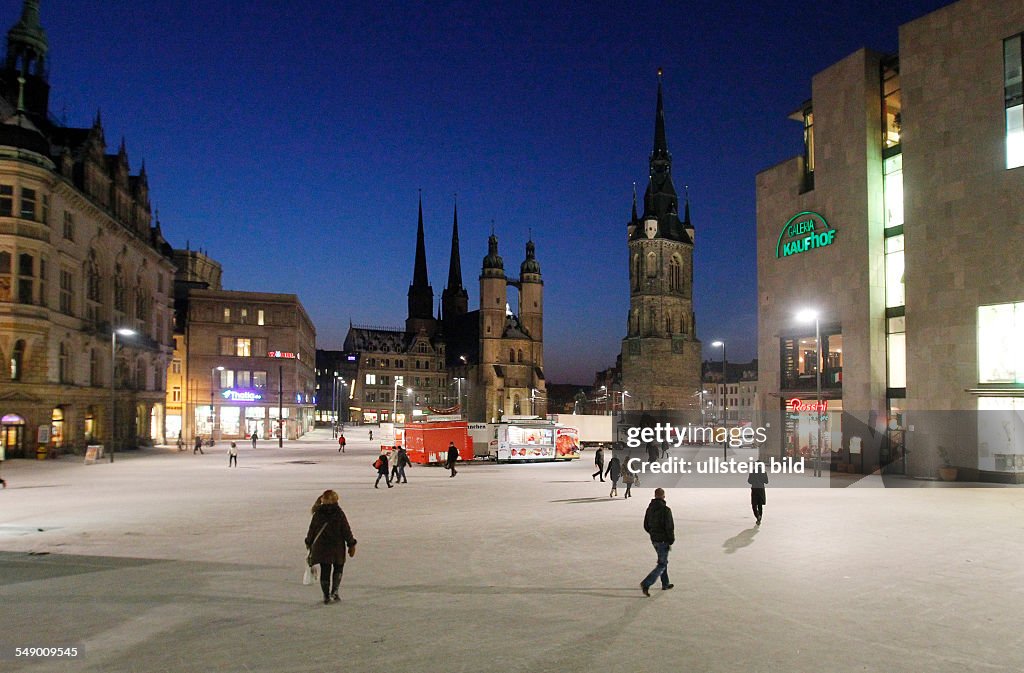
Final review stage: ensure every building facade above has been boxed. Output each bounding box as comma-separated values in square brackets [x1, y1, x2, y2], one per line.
[181, 289, 316, 441]
[344, 198, 545, 423]
[0, 1, 175, 456]
[619, 73, 702, 413]
[314, 348, 359, 424]
[756, 0, 1024, 479]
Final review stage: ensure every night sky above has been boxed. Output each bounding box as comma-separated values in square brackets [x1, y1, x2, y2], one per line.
[13, 0, 950, 383]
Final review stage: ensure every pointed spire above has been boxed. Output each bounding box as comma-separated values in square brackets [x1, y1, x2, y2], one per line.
[446, 195, 463, 292]
[653, 67, 668, 159]
[631, 182, 639, 224]
[683, 184, 691, 224]
[412, 191, 429, 288]
[6, 1, 48, 72]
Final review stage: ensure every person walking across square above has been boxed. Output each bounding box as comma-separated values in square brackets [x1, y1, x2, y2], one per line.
[640, 488, 675, 596]
[605, 454, 621, 498]
[747, 462, 768, 525]
[446, 441, 459, 477]
[228, 442, 238, 467]
[592, 445, 605, 481]
[394, 446, 410, 484]
[374, 451, 392, 488]
[338, 434, 346, 453]
[251, 430, 258, 448]
[305, 490, 357, 604]
[194, 435, 204, 455]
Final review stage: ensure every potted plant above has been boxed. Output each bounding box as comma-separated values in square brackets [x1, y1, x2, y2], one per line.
[937, 446, 958, 482]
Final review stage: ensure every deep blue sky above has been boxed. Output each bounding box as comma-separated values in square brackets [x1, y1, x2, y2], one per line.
[13, 0, 949, 383]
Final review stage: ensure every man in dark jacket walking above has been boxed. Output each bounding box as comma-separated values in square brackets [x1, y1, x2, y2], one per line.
[747, 462, 768, 525]
[640, 487, 675, 595]
[446, 441, 459, 477]
[592, 445, 605, 481]
[394, 446, 410, 483]
[193, 435, 204, 455]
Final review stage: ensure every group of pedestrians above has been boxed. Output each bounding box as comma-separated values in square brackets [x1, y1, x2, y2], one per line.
[592, 445, 636, 498]
[373, 441, 459, 488]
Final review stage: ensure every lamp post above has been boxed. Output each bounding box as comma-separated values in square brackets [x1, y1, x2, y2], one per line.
[110, 327, 136, 463]
[711, 341, 727, 459]
[392, 377, 403, 421]
[210, 366, 224, 442]
[797, 309, 823, 477]
[405, 387, 414, 422]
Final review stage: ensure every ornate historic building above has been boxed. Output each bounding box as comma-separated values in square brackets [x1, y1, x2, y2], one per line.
[344, 198, 544, 423]
[0, 1, 175, 456]
[619, 72, 702, 411]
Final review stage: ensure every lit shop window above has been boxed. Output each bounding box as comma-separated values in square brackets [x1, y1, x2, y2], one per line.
[884, 235, 905, 308]
[887, 316, 907, 389]
[978, 302, 1024, 383]
[883, 154, 904, 229]
[1006, 35, 1023, 169]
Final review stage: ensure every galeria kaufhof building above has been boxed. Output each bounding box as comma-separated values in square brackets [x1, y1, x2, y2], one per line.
[756, 0, 1024, 481]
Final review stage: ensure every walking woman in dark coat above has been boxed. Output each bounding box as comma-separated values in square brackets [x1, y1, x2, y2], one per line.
[605, 454, 622, 498]
[747, 462, 768, 525]
[305, 490, 357, 604]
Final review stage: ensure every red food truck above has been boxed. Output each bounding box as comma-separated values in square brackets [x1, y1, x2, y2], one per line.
[394, 420, 472, 465]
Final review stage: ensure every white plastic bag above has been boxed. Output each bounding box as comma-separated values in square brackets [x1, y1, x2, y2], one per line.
[302, 563, 318, 585]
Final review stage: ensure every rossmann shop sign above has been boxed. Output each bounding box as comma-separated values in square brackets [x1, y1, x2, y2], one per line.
[775, 211, 836, 259]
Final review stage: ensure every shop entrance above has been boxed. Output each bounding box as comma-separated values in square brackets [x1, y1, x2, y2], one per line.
[881, 401, 906, 474]
[1, 413, 25, 457]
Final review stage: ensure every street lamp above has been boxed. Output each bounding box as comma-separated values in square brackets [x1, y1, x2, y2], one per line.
[797, 309, 823, 477]
[211, 366, 224, 442]
[711, 341, 727, 459]
[110, 327, 136, 463]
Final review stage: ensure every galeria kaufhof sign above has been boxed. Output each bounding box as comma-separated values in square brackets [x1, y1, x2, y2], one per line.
[776, 211, 836, 258]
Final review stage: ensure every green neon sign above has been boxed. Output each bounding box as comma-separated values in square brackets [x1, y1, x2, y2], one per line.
[775, 211, 836, 259]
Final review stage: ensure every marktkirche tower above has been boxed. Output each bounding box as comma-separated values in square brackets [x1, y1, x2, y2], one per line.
[619, 71, 702, 411]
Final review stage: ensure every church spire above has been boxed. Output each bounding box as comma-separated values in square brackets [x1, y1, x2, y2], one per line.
[406, 192, 435, 333]
[652, 67, 668, 160]
[4, 1, 49, 118]
[412, 192, 429, 288]
[442, 195, 469, 326]
[446, 196, 463, 292]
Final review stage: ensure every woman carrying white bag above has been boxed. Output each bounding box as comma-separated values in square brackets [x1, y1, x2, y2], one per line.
[303, 490, 357, 604]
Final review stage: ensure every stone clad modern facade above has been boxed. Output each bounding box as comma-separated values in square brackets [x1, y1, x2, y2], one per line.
[757, 0, 1024, 480]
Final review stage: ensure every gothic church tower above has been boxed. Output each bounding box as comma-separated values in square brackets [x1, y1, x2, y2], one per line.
[620, 71, 701, 411]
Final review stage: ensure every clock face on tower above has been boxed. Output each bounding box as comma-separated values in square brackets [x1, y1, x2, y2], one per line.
[645, 219, 658, 239]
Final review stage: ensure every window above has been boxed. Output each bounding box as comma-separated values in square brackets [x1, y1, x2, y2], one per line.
[1005, 35, 1023, 169]
[172, 386, 181, 402]
[237, 370, 251, 387]
[17, 253, 33, 304]
[223, 307, 231, 323]
[0, 185, 12, 216]
[113, 265, 126, 313]
[0, 250, 9, 301]
[668, 255, 682, 292]
[253, 371, 267, 388]
[86, 253, 101, 324]
[887, 316, 907, 389]
[172, 359, 181, 374]
[240, 308, 248, 324]
[780, 330, 843, 389]
[235, 338, 251, 357]
[10, 339, 24, 380]
[884, 235, 905, 308]
[38, 258, 46, 307]
[89, 348, 99, 386]
[882, 62, 901, 149]
[978, 302, 1024, 383]
[365, 374, 377, 385]
[62, 212, 74, 240]
[19, 187, 35, 220]
[646, 251, 657, 278]
[883, 154, 904, 229]
[41, 194, 49, 224]
[59, 342, 70, 383]
[380, 375, 390, 386]
[257, 309, 265, 326]
[136, 358, 146, 390]
[802, 108, 815, 191]
[219, 369, 234, 388]
[59, 269, 73, 314]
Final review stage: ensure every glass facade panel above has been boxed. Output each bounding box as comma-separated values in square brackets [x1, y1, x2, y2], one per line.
[978, 302, 1024, 383]
[883, 154, 904, 228]
[884, 235, 905, 308]
[1007, 105, 1024, 170]
[887, 332, 907, 388]
[220, 406, 241, 436]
